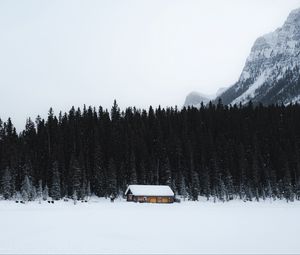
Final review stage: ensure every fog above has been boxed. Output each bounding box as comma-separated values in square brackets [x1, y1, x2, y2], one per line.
[1, 0, 300, 130]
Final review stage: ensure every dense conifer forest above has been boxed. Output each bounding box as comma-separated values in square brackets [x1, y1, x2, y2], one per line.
[1, 100, 300, 202]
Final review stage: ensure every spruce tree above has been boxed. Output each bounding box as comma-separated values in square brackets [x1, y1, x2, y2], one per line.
[283, 166, 294, 202]
[179, 174, 188, 200]
[1, 167, 12, 199]
[43, 185, 49, 201]
[189, 171, 200, 201]
[218, 174, 226, 202]
[70, 157, 82, 199]
[51, 161, 61, 200]
[94, 147, 106, 197]
[73, 190, 77, 205]
[21, 175, 32, 202]
[87, 181, 91, 199]
[107, 158, 117, 197]
[161, 157, 172, 186]
[37, 180, 43, 204]
[129, 151, 137, 184]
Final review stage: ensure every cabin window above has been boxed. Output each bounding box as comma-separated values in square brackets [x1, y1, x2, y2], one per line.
[143, 197, 147, 201]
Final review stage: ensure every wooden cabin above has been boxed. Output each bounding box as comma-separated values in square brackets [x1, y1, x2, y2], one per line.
[125, 185, 175, 203]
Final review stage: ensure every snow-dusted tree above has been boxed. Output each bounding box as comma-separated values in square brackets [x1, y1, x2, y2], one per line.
[212, 186, 217, 203]
[246, 186, 253, 202]
[218, 175, 226, 202]
[189, 171, 200, 201]
[266, 180, 273, 201]
[31, 186, 37, 201]
[43, 184, 49, 201]
[86, 181, 91, 199]
[224, 169, 234, 201]
[238, 145, 248, 201]
[1, 167, 12, 199]
[37, 180, 43, 204]
[295, 178, 300, 200]
[72, 190, 77, 205]
[283, 167, 294, 202]
[179, 174, 188, 201]
[71, 156, 82, 199]
[201, 168, 211, 201]
[51, 161, 61, 200]
[14, 191, 21, 202]
[21, 175, 32, 202]
[80, 181, 87, 201]
[261, 187, 266, 201]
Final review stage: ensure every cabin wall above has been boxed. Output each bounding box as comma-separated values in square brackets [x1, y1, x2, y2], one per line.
[126, 195, 174, 203]
[127, 194, 133, 201]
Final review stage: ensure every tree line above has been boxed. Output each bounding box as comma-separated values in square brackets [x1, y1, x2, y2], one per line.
[1, 100, 300, 202]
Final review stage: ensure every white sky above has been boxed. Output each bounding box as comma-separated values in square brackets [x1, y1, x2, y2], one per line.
[1, 0, 300, 130]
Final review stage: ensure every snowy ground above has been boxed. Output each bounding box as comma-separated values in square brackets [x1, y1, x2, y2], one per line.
[0, 198, 300, 254]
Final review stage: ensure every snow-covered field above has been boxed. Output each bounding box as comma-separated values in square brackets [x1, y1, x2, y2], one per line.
[1, 198, 300, 254]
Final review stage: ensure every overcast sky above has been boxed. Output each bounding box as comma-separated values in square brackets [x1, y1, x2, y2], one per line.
[1, 0, 300, 130]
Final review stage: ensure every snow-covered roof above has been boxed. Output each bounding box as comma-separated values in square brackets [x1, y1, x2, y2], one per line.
[125, 185, 174, 196]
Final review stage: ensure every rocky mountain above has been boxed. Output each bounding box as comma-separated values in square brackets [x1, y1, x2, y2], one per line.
[184, 92, 212, 107]
[218, 8, 300, 105]
[216, 87, 227, 97]
[184, 88, 227, 108]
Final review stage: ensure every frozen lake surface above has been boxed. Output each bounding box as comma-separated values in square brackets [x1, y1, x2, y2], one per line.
[0, 198, 300, 254]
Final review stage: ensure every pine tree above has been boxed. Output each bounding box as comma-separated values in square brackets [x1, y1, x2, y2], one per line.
[107, 158, 117, 197]
[218, 174, 226, 202]
[31, 186, 37, 201]
[224, 170, 234, 201]
[252, 151, 261, 202]
[70, 157, 82, 199]
[73, 190, 77, 205]
[37, 180, 43, 204]
[266, 180, 273, 201]
[93, 146, 106, 197]
[129, 151, 137, 184]
[138, 160, 146, 185]
[1, 167, 12, 199]
[81, 181, 87, 201]
[201, 168, 211, 201]
[189, 171, 200, 201]
[283, 165, 294, 202]
[95, 164, 106, 197]
[295, 179, 300, 200]
[21, 175, 32, 202]
[161, 157, 172, 186]
[43, 185, 49, 201]
[51, 161, 61, 200]
[87, 181, 91, 199]
[238, 145, 248, 201]
[179, 174, 188, 200]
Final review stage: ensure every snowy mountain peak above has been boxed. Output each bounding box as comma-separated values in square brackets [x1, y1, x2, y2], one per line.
[219, 8, 300, 105]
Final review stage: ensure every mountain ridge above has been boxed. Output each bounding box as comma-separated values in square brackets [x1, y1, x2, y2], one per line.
[183, 87, 227, 107]
[217, 8, 300, 105]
